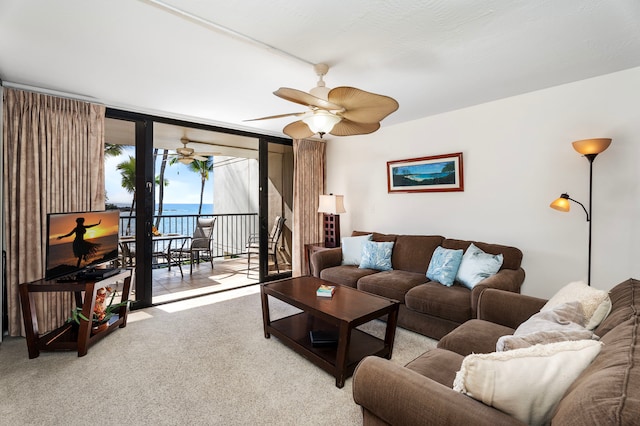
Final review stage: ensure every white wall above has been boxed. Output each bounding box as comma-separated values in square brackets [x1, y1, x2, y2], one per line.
[325, 67, 640, 299]
[213, 157, 259, 214]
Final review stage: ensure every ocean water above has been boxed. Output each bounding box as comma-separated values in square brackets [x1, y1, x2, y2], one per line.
[155, 203, 213, 215]
[117, 203, 214, 236]
[116, 203, 213, 215]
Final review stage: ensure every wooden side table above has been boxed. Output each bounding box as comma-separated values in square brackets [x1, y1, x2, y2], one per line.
[19, 269, 132, 358]
[304, 242, 335, 276]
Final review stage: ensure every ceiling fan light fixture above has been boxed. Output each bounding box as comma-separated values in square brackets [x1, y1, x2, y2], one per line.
[302, 110, 341, 137]
[177, 147, 194, 156]
[178, 157, 194, 165]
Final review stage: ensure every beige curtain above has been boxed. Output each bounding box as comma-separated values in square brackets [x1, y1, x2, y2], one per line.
[3, 88, 105, 336]
[292, 138, 325, 276]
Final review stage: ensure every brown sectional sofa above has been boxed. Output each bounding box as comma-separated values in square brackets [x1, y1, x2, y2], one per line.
[310, 232, 525, 339]
[352, 278, 640, 425]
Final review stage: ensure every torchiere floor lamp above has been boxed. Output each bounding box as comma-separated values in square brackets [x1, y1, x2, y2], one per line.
[550, 138, 611, 286]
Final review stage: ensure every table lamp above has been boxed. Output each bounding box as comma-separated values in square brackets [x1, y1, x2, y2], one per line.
[318, 194, 346, 248]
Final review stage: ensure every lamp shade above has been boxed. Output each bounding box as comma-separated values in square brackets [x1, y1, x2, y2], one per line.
[302, 110, 341, 135]
[572, 138, 612, 155]
[549, 193, 571, 212]
[318, 194, 346, 214]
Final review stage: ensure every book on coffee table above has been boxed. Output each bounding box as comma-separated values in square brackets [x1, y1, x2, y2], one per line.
[309, 329, 339, 347]
[316, 284, 336, 297]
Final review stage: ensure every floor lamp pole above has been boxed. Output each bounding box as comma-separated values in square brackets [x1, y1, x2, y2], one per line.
[586, 154, 597, 287]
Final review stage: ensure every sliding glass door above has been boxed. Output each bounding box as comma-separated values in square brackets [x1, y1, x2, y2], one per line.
[259, 140, 293, 281]
[106, 109, 292, 308]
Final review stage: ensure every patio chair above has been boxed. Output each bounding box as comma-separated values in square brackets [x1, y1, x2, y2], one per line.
[246, 216, 286, 277]
[170, 217, 217, 275]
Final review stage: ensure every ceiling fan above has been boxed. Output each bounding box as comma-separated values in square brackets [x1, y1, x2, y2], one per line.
[246, 63, 399, 139]
[169, 138, 218, 164]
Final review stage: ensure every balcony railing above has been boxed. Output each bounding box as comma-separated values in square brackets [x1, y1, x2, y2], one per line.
[118, 213, 258, 258]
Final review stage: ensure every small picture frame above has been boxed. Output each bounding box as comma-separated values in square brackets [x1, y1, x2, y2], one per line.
[387, 152, 464, 193]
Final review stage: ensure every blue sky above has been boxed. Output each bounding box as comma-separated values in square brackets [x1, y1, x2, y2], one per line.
[105, 149, 214, 205]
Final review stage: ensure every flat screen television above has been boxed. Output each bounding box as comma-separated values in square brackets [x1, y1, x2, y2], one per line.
[45, 210, 121, 280]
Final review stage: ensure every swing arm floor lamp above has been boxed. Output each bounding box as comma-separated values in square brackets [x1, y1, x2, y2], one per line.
[549, 138, 612, 286]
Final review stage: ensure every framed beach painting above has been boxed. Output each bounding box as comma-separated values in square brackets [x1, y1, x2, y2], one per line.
[387, 152, 464, 193]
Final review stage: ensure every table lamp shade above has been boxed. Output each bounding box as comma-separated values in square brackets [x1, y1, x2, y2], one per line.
[318, 195, 346, 214]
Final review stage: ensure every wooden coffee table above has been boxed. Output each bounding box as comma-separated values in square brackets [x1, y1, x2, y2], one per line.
[261, 276, 399, 388]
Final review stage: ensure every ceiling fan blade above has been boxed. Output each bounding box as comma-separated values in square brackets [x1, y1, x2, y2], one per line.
[282, 120, 315, 139]
[192, 155, 210, 161]
[244, 111, 306, 122]
[329, 119, 380, 137]
[329, 86, 399, 123]
[274, 87, 343, 111]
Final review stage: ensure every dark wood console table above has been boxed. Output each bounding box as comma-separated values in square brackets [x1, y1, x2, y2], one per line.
[19, 269, 132, 359]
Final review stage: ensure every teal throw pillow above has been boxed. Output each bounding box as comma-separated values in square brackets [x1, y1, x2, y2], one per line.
[426, 246, 464, 287]
[359, 241, 394, 271]
[456, 243, 504, 289]
[341, 234, 373, 265]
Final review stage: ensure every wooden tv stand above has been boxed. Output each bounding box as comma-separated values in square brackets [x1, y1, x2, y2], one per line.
[19, 269, 132, 359]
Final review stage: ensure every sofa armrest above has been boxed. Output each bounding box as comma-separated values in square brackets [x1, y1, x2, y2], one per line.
[477, 288, 547, 329]
[352, 357, 524, 426]
[470, 268, 525, 316]
[309, 248, 342, 277]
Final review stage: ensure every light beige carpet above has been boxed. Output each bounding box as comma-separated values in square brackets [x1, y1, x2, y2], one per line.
[0, 285, 436, 425]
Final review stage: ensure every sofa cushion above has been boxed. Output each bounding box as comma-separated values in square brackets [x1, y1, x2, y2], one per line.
[391, 235, 444, 274]
[357, 270, 427, 303]
[453, 339, 602, 426]
[352, 231, 397, 243]
[496, 301, 597, 351]
[341, 234, 372, 265]
[456, 243, 503, 289]
[359, 241, 394, 271]
[541, 280, 611, 330]
[426, 246, 463, 287]
[438, 319, 515, 356]
[405, 348, 464, 388]
[371, 232, 398, 243]
[595, 278, 640, 337]
[442, 239, 522, 271]
[405, 282, 472, 324]
[553, 314, 640, 425]
[319, 265, 377, 288]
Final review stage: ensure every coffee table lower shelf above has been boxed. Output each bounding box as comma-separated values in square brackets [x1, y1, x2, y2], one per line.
[266, 312, 390, 387]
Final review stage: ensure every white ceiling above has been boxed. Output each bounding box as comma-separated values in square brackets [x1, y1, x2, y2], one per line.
[1, 0, 640, 141]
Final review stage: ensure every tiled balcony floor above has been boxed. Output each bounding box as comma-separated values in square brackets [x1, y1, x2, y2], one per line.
[147, 255, 291, 304]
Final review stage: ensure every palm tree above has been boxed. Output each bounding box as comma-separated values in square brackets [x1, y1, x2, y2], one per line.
[117, 154, 170, 234]
[104, 143, 126, 203]
[170, 157, 214, 215]
[105, 143, 124, 158]
[154, 148, 170, 229]
[116, 156, 136, 235]
[189, 157, 214, 215]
